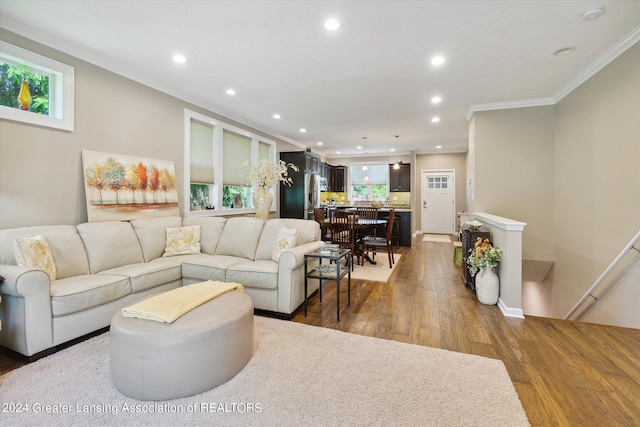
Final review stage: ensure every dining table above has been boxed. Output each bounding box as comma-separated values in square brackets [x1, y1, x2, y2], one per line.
[325, 217, 387, 265]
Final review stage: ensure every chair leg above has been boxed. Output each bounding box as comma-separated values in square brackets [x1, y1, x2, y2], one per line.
[387, 246, 393, 268]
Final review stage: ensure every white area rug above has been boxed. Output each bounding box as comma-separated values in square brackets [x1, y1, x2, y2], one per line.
[350, 254, 401, 282]
[0, 317, 529, 427]
[422, 234, 454, 243]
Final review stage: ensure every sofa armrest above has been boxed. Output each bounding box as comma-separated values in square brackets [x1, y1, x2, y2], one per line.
[276, 241, 325, 314]
[0, 264, 50, 297]
[278, 241, 326, 271]
[0, 264, 54, 356]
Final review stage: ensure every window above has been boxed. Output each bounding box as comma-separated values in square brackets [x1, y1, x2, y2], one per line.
[0, 41, 74, 131]
[184, 109, 276, 215]
[350, 164, 388, 200]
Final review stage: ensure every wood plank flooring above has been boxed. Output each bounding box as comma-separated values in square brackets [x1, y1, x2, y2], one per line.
[293, 237, 640, 426]
[1, 237, 639, 426]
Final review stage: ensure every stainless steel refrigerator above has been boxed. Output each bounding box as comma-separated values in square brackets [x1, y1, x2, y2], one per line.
[279, 152, 320, 219]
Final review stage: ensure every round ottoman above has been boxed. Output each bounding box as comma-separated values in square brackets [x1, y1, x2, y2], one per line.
[110, 290, 253, 400]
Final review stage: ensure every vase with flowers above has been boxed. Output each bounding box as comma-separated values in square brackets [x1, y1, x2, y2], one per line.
[246, 159, 299, 220]
[467, 237, 503, 305]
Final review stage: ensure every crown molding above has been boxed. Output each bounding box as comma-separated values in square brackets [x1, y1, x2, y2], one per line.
[0, 17, 306, 150]
[467, 24, 640, 121]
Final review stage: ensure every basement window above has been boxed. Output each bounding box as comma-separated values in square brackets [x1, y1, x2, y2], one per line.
[0, 41, 75, 131]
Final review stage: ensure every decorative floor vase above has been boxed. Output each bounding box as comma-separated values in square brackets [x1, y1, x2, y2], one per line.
[476, 267, 499, 305]
[253, 189, 273, 220]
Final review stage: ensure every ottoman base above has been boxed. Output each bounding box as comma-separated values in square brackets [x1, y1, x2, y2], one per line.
[110, 290, 253, 400]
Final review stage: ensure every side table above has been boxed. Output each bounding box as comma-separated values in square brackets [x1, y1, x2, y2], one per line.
[304, 248, 352, 321]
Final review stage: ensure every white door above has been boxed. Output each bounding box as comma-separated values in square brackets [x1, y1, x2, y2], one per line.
[421, 170, 455, 234]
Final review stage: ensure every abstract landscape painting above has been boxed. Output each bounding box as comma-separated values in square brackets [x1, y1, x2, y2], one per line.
[82, 150, 179, 222]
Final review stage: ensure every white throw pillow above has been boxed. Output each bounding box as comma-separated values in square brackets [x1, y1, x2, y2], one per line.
[13, 235, 57, 281]
[271, 227, 298, 262]
[163, 225, 202, 257]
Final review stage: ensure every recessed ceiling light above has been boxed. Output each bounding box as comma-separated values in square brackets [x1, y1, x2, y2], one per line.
[582, 7, 605, 21]
[336, 151, 341, 154]
[299, 128, 306, 133]
[390, 148, 396, 152]
[357, 145, 362, 149]
[324, 18, 340, 31]
[431, 55, 445, 66]
[431, 117, 440, 123]
[553, 47, 576, 56]
[172, 54, 187, 64]
[436, 145, 442, 149]
[273, 114, 281, 119]
[431, 96, 442, 104]
[226, 88, 236, 95]
[317, 142, 323, 145]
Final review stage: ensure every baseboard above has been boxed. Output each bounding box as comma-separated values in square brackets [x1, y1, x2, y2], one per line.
[497, 298, 525, 319]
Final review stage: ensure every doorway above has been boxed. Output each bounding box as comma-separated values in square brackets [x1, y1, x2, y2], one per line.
[421, 170, 455, 234]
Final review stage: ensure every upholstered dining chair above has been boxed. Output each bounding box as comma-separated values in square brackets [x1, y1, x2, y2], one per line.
[361, 209, 395, 268]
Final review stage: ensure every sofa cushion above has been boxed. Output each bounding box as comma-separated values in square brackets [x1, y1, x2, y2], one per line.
[13, 235, 57, 281]
[98, 262, 182, 293]
[180, 254, 248, 282]
[182, 217, 227, 255]
[271, 227, 297, 262]
[50, 274, 131, 317]
[130, 216, 183, 262]
[163, 225, 201, 257]
[255, 219, 319, 261]
[226, 260, 279, 290]
[214, 217, 264, 260]
[77, 221, 145, 273]
[0, 225, 90, 279]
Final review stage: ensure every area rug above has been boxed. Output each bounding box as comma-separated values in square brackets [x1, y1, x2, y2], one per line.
[422, 233, 454, 243]
[350, 254, 401, 282]
[0, 317, 529, 427]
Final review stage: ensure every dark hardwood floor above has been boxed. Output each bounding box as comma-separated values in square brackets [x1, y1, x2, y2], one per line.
[292, 237, 640, 427]
[1, 237, 639, 426]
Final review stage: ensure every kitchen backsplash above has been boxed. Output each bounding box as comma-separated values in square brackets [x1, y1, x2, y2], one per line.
[320, 191, 411, 207]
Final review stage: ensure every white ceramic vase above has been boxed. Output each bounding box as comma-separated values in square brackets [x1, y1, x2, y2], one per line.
[252, 189, 273, 220]
[475, 267, 499, 305]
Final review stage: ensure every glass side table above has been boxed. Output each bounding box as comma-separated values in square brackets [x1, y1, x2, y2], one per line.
[304, 247, 352, 321]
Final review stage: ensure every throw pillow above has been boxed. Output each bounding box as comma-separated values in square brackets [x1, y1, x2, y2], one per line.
[13, 235, 57, 281]
[271, 227, 298, 262]
[163, 225, 202, 257]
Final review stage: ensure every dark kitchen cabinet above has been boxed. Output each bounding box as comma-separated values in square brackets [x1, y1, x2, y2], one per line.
[389, 163, 410, 192]
[329, 166, 346, 192]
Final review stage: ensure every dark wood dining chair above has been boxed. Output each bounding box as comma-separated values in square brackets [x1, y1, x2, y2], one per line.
[314, 207, 330, 242]
[361, 209, 395, 268]
[356, 207, 378, 219]
[329, 211, 359, 269]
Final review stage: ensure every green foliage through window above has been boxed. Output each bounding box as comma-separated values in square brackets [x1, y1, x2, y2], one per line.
[223, 186, 251, 209]
[0, 62, 50, 115]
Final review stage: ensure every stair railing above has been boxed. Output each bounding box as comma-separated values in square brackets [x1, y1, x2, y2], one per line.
[564, 230, 640, 320]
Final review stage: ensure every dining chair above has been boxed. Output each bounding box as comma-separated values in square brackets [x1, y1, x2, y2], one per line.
[314, 207, 331, 242]
[329, 211, 359, 269]
[356, 207, 378, 220]
[361, 209, 395, 268]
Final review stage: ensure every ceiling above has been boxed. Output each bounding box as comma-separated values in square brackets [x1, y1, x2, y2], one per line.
[1, 1, 639, 159]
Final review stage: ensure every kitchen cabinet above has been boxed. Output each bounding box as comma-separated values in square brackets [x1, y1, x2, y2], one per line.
[389, 163, 410, 192]
[329, 166, 346, 192]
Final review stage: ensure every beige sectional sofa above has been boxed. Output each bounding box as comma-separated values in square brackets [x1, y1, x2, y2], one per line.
[0, 216, 323, 358]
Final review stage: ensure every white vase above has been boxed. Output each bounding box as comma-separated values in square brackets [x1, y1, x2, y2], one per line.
[475, 267, 499, 305]
[252, 189, 273, 220]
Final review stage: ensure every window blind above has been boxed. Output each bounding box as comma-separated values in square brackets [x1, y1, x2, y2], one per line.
[190, 121, 214, 184]
[223, 130, 251, 185]
[351, 164, 387, 185]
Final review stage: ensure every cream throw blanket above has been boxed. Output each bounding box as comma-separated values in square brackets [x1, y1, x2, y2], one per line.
[122, 280, 244, 323]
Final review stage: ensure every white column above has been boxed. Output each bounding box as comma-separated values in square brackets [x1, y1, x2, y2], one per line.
[472, 212, 527, 318]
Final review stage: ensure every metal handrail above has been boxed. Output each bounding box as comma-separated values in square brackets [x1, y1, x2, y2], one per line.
[564, 230, 640, 320]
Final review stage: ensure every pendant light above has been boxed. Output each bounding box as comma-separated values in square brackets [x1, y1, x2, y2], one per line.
[362, 137, 368, 171]
[393, 135, 400, 169]
[362, 137, 369, 180]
